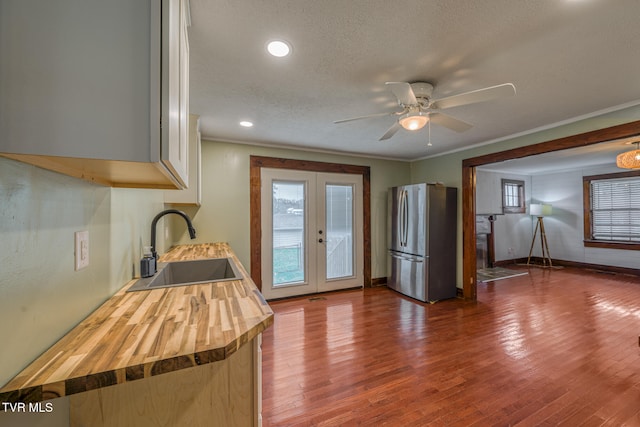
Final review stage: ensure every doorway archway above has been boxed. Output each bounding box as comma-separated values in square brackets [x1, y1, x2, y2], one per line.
[461, 120, 640, 300]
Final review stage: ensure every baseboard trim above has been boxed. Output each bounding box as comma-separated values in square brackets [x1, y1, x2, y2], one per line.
[371, 277, 387, 287]
[495, 257, 640, 277]
[266, 286, 364, 302]
[493, 258, 528, 267]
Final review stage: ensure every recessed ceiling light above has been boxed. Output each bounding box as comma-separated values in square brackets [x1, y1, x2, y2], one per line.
[239, 121, 254, 128]
[267, 40, 291, 57]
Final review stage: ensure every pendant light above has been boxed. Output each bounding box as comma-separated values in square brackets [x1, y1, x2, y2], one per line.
[616, 142, 640, 169]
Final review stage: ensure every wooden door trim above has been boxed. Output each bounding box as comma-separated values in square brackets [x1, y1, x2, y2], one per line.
[461, 119, 640, 300]
[250, 156, 371, 291]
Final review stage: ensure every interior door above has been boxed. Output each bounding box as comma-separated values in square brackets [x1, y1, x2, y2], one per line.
[260, 169, 363, 299]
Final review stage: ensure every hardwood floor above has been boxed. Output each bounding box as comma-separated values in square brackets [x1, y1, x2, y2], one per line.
[261, 266, 640, 426]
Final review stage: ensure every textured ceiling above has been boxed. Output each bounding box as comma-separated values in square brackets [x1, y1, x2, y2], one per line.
[188, 0, 640, 161]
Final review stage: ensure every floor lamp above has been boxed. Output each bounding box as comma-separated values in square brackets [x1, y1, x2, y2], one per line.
[527, 203, 553, 267]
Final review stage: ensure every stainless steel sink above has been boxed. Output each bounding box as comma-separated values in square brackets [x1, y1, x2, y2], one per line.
[127, 258, 242, 292]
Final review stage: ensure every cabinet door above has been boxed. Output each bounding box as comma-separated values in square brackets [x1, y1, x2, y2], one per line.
[0, 0, 190, 189]
[160, 0, 189, 187]
[0, 0, 153, 161]
[165, 115, 201, 205]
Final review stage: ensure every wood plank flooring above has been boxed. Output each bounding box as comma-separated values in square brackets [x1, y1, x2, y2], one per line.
[261, 266, 640, 426]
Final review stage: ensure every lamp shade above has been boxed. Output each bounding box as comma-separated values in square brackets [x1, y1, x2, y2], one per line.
[616, 147, 640, 169]
[530, 203, 552, 216]
[399, 113, 428, 131]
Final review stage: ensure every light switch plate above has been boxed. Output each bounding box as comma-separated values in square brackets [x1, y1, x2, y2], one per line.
[75, 230, 89, 270]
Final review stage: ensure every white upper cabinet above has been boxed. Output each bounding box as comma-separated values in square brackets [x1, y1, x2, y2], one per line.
[161, 0, 190, 188]
[165, 114, 201, 206]
[0, 0, 190, 189]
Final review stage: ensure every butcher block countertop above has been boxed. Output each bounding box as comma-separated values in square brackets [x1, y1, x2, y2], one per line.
[0, 243, 274, 403]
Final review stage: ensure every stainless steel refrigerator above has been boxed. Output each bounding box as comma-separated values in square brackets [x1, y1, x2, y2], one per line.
[388, 183, 457, 302]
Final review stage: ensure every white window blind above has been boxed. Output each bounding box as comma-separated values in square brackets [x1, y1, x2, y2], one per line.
[501, 179, 525, 213]
[503, 183, 520, 207]
[590, 177, 640, 242]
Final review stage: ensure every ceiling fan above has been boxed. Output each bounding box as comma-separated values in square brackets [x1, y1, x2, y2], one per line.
[334, 81, 516, 141]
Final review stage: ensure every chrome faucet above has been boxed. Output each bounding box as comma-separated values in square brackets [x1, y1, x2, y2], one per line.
[150, 209, 197, 260]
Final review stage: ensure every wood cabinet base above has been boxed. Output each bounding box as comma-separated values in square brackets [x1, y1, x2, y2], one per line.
[69, 337, 261, 427]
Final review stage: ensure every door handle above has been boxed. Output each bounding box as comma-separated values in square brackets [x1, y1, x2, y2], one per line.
[401, 189, 409, 246]
[398, 190, 406, 247]
[390, 252, 424, 263]
[318, 238, 324, 243]
[390, 252, 409, 260]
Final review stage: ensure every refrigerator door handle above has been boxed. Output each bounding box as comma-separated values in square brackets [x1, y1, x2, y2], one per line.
[389, 252, 425, 263]
[389, 252, 406, 260]
[400, 190, 407, 246]
[398, 190, 402, 246]
[404, 190, 408, 246]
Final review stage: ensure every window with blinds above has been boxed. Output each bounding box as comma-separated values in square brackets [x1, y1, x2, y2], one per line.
[590, 176, 640, 242]
[501, 179, 525, 214]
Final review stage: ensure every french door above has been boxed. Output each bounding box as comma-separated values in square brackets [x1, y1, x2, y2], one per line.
[260, 168, 364, 299]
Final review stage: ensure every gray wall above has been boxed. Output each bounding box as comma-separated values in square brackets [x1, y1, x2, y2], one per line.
[476, 169, 532, 260]
[475, 163, 638, 269]
[531, 164, 637, 268]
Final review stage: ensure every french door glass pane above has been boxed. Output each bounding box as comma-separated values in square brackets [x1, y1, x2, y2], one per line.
[272, 181, 305, 286]
[325, 184, 354, 279]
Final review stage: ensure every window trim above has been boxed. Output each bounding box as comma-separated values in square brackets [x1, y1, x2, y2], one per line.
[501, 179, 525, 214]
[583, 170, 640, 250]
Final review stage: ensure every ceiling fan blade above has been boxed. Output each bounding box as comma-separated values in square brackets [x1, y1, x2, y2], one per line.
[334, 111, 397, 124]
[429, 112, 473, 133]
[379, 122, 402, 141]
[430, 83, 516, 110]
[385, 82, 417, 106]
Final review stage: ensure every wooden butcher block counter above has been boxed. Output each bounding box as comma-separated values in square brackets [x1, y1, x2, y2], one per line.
[0, 243, 274, 412]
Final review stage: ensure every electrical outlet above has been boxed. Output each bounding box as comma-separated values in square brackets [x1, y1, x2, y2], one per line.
[75, 230, 89, 270]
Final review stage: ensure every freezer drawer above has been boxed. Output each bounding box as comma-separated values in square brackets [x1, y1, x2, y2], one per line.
[388, 251, 428, 302]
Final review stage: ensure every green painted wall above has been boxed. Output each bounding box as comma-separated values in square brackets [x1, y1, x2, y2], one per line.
[171, 140, 411, 282]
[0, 157, 172, 426]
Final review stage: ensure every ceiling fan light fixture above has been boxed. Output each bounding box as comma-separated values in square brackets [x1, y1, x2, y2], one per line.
[616, 142, 640, 169]
[399, 113, 428, 131]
